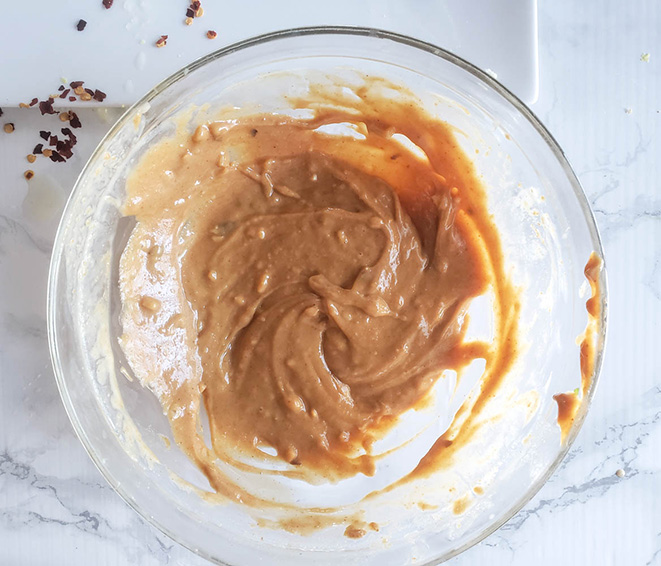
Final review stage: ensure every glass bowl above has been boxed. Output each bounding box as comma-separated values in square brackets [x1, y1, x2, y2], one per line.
[48, 27, 607, 565]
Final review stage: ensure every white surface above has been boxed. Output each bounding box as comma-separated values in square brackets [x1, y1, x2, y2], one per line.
[0, 0, 538, 106]
[0, 1, 659, 565]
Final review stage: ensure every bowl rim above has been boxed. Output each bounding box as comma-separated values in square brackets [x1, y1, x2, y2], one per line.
[47, 25, 608, 566]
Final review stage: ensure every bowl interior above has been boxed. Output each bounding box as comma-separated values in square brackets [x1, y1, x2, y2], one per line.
[48, 28, 606, 566]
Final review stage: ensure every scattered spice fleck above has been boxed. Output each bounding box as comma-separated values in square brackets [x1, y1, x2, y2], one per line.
[38, 98, 56, 115]
[58, 85, 65, 92]
[19, 102, 30, 109]
[207, 30, 217, 39]
[24, 170, 35, 180]
[39, 130, 50, 140]
[80, 92, 93, 101]
[27, 154, 36, 163]
[185, 17, 193, 25]
[196, 5, 204, 17]
[615, 468, 626, 478]
[29, 98, 38, 107]
[33, 144, 43, 154]
[0, 108, 3, 117]
[92, 89, 107, 102]
[156, 35, 168, 48]
[59, 111, 70, 122]
[3, 123, 14, 133]
[102, 0, 113, 8]
[70, 80, 84, 89]
[69, 96, 77, 102]
[69, 112, 82, 129]
[76, 19, 87, 31]
[641, 53, 650, 63]
[59, 89, 71, 99]
[42, 148, 53, 158]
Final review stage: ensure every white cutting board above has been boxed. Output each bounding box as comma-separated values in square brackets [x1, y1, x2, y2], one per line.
[0, 0, 538, 107]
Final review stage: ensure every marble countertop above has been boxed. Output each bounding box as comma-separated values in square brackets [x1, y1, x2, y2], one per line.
[1, 2, 659, 564]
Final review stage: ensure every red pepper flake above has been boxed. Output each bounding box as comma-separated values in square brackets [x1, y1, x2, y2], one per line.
[191, 1, 201, 10]
[186, 8, 195, 18]
[69, 112, 82, 129]
[58, 85, 65, 91]
[39, 130, 50, 140]
[102, 0, 113, 8]
[59, 89, 71, 99]
[49, 135, 58, 146]
[61, 127, 77, 143]
[38, 98, 56, 115]
[0, 108, 3, 117]
[93, 89, 107, 102]
[3, 123, 14, 134]
[29, 98, 38, 107]
[76, 19, 87, 31]
[33, 143, 43, 154]
[70, 81, 84, 89]
[49, 151, 66, 163]
[206, 30, 217, 39]
[69, 96, 77, 102]
[84, 88, 95, 96]
[24, 170, 35, 180]
[155, 35, 168, 48]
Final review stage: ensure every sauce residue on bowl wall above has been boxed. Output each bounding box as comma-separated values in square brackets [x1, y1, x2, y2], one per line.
[553, 251, 603, 442]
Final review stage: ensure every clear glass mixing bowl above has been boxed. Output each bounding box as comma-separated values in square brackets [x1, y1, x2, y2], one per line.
[48, 27, 607, 565]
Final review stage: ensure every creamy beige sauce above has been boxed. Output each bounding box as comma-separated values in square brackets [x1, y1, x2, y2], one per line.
[118, 79, 521, 522]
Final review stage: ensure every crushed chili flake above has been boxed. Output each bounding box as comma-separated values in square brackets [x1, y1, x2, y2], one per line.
[84, 88, 94, 96]
[59, 112, 70, 122]
[206, 30, 217, 39]
[33, 144, 43, 154]
[186, 8, 194, 18]
[24, 170, 35, 180]
[39, 130, 50, 140]
[156, 35, 168, 48]
[93, 89, 107, 102]
[42, 149, 53, 158]
[27, 154, 36, 163]
[49, 135, 58, 146]
[0, 108, 3, 117]
[49, 151, 66, 163]
[76, 19, 87, 31]
[38, 98, 56, 115]
[69, 96, 77, 102]
[70, 81, 84, 89]
[69, 112, 82, 129]
[61, 127, 77, 143]
[58, 85, 65, 92]
[60, 89, 71, 99]
[4, 123, 15, 133]
[102, 0, 113, 8]
[185, 16, 193, 25]
[19, 103, 30, 109]
[29, 98, 38, 107]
